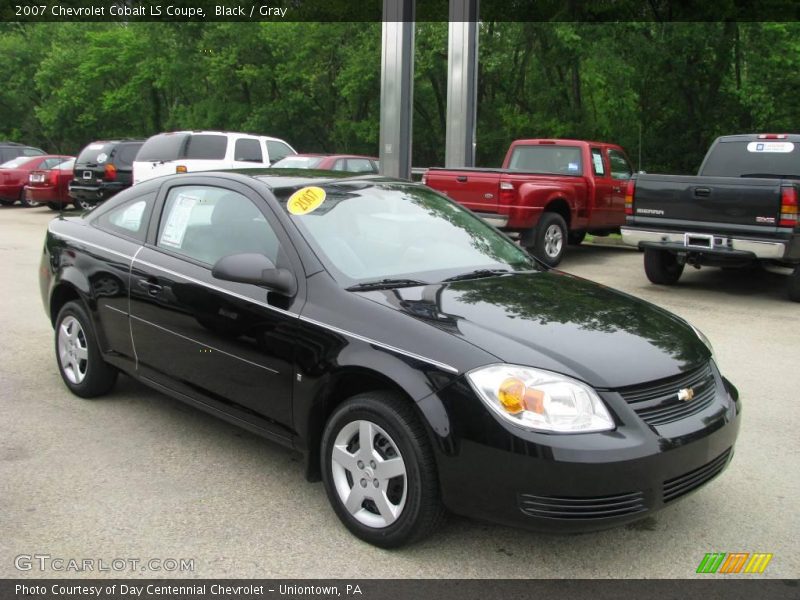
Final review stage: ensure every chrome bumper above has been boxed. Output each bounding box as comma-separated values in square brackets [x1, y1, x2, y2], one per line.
[621, 227, 788, 260]
[475, 212, 509, 228]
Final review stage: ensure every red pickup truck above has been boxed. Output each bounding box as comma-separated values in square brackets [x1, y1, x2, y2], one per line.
[423, 139, 634, 266]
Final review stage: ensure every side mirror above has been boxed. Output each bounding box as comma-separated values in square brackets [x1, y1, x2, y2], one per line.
[212, 253, 297, 296]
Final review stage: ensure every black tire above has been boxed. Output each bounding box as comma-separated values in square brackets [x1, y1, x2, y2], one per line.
[528, 212, 568, 267]
[54, 300, 117, 398]
[321, 391, 445, 548]
[47, 202, 63, 211]
[19, 188, 38, 208]
[73, 198, 95, 211]
[0, 199, 13, 206]
[789, 265, 800, 303]
[643, 248, 684, 285]
[567, 230, 586, 246]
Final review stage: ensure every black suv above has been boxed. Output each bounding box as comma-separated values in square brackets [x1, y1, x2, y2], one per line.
[68, 139, 144, 210]
[0, 142, 45, 164]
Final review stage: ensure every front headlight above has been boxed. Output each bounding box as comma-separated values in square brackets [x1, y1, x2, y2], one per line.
[467, 364, 615, 433]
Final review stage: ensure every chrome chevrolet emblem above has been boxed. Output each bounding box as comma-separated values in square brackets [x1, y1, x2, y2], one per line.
[677, 387, 695, 402]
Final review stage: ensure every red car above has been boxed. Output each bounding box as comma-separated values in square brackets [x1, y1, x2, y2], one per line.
[271, 153, 379, 173]
[0, 155, 73, 207]
[24, 158, 76, 210]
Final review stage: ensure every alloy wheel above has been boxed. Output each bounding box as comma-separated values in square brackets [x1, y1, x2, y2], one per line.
[57, 316, 89, 384]
[330, 419, 408, 528]
[543, 223, 564, 258]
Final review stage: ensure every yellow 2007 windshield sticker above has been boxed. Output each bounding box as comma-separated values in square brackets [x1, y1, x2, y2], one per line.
[287, 186, 326, 215]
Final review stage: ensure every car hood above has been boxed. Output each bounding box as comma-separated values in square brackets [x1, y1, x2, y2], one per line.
[355, 271, 709, 389]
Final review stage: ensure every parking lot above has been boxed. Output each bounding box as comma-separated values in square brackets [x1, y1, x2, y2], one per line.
[1, 204, 798, 579]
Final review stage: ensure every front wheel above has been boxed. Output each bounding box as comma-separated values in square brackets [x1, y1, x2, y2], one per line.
[47, 202, 63, 211]
[55, 301, 117, 397]
[321, 391, 444, 548]
[643, 248, 684, 285]
[529, 212, 568, 267]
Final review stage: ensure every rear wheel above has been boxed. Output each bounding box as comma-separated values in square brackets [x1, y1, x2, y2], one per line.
[529, 212, 568, 267]
[47, 202, 62, 211]
[644, 248, 684, 285]
[789, 265, 800, 302]
[0, 199, 13, 206]
[321, 391, 444, 548]
[19, 188, 39, 208]
[73, 198, 95, 211]
[55, 301, 117, 398]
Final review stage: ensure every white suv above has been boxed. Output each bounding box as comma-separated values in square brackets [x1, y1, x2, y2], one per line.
[132, 131, 296, 184]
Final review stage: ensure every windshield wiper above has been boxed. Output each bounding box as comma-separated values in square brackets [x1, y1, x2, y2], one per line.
[346, 278, 427, 291]
[441, 268, 513, 283]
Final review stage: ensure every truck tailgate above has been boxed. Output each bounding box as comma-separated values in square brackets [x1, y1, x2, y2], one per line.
[632, 174, 783, 230]
[425, 168, 501, 212]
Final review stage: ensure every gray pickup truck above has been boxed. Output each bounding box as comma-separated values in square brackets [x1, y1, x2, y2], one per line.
[621, 133, 800, 301]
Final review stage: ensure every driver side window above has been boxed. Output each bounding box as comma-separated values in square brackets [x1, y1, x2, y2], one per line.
[157, 186, 281, 267]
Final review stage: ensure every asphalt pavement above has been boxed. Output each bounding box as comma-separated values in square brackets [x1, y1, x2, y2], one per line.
[1, 205, 797, 579]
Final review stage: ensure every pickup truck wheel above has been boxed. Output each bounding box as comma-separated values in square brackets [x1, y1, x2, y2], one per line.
[789, 266, 800, 302]
[644, 248, 684, 285]
[531, 213, 567, 267]
[47, 203, 62, 211]
[568, 231, 586, 245]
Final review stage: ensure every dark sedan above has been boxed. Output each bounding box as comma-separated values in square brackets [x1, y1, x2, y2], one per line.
[39, 172, 740, 547]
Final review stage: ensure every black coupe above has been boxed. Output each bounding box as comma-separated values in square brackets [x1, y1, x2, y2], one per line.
[40, 172, 740, 547]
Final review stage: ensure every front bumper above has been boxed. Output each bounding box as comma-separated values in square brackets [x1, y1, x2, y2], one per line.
[433, 364, 741, 532]
[621, 227, 789, 261]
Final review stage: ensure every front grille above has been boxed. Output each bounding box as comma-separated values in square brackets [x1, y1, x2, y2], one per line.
[663, 448, 732, 503]
[618, 363, 716, 426]
[518, 491, 646, 520]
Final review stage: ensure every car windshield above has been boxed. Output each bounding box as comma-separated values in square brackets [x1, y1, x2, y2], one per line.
[276, 181, 538, 284]
[0, 157, 35, 169]
[272, 156, 325, 169]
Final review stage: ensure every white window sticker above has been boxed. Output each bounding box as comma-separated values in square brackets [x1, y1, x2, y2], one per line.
[568, 162, 579, 172]
[747, 141, 794, 153]
[96, 152, 108, 164]
[592, 153, 605, 174]
[160, 194, 199, 248]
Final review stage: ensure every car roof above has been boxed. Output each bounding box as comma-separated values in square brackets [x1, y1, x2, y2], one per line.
[83, 139, 145, 145]
[716, 133, 800, 142]
[150, 130, 289, 143]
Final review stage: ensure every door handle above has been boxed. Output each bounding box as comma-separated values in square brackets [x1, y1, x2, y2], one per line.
[137, 279, 163, 295]
[694, 187, 711, 198]
[613, 186, 621, 192]
[456, 176, 468, 183]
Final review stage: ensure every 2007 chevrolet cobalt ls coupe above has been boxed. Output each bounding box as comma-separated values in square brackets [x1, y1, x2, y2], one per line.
[40, 172, 740, 547]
